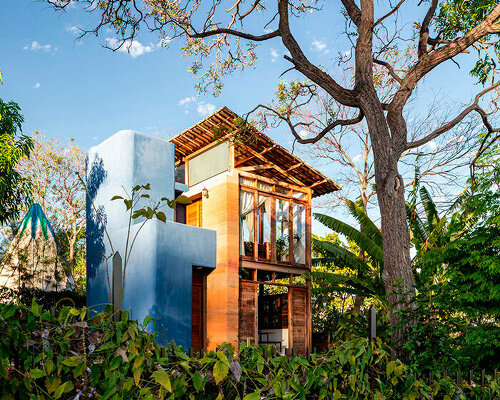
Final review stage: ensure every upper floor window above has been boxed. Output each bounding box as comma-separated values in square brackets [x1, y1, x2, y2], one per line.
[239, 176, 309, 266]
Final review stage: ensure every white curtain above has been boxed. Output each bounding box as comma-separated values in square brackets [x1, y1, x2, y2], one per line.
[240, 191, 255, 254]
[258, 195, 271, 242]
[293, 203, 305, 264]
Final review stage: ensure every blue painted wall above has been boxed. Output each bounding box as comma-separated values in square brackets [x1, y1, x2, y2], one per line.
[86, 130, 216, 348]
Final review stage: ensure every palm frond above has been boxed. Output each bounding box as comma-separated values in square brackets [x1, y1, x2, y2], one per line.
[406, 202, 428, 244]
[420, 186, 439, 229]
[312, 239, 372, 273]
[346, 199, 383, 248]
[314, 213, 384, 262]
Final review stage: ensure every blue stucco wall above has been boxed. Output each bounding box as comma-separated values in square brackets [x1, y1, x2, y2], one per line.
[86, 130, 216, 348]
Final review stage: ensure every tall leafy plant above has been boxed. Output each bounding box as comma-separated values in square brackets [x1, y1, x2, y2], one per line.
[312, 200, 386, 310]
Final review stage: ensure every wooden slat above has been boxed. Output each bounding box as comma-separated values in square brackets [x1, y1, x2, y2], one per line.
[289, 287, 308, 355]
[238, 281, 258, 345]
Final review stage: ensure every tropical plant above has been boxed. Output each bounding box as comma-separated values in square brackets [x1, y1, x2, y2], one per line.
[406, 186, 450, 288]
[2, 300, 499, 399]
[312, 200, 386, 311]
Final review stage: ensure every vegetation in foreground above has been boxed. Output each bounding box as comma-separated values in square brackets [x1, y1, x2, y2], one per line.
[1, 300, 499, 400]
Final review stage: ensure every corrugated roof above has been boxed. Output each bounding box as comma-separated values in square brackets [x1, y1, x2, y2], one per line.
[169, 107, 340, 197]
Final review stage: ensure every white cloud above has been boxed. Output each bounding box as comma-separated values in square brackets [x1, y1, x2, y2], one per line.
[65, 25, 81, 35]
[270, 48, 279, 62]
[352, 154, 362, 162]
[311, 40, 327, 52]
[196, 102, 216, 117]
[33, 82, 40, 89]
[106, 38, 155, 58]
[23, 41, 56, 52]
[179, 96, 196, 106]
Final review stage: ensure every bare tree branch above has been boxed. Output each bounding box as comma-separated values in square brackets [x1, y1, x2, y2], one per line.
[407, 81, 500, 150]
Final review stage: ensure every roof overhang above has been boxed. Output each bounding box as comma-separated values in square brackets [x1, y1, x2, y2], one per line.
[169, 107, 341, 197]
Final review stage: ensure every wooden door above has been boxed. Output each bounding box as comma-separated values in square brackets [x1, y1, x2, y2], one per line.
[186, 200, 202, 227]
[192, 271, 204, 352]
[238, 281, 258, 345]
[288, 287, 309, 354]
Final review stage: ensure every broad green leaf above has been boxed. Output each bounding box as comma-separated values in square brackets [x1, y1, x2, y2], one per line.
[53, 382, 67, 399]
[213, 360, 229, 384]
[29, 368, 45, 379]
[243, 390, 261, 400]
[111, 195, 123, 201]
[61, 356, 80, 367]
[152, 369, 172, 392]
[193, 371, 203, 392]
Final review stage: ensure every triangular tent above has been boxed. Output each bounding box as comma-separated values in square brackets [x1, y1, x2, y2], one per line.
[0, 204, 71, 292]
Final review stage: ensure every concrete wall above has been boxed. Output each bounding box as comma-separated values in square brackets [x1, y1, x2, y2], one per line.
[86, 130, 216, 348]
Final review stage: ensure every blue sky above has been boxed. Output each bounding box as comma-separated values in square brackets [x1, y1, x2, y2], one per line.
[1, 1, 485, 232]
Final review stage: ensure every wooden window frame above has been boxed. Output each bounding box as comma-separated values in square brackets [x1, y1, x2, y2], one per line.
[238, 174, 311, 269]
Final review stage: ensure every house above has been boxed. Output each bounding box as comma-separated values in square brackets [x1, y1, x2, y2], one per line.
[86, 107, 339, 353]
[169, 107, 339, 353]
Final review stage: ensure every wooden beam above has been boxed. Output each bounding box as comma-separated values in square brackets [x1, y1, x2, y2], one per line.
[243, 146, 307, 187]
[234, 144, 278, 167]
[241, 259, 309, 275]
[238, 163, 274, 172]
[310, 178, 328, 189]
[286, 162, 304, 172]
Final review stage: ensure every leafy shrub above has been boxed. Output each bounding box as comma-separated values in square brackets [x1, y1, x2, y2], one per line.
[1, 301, 499, 399]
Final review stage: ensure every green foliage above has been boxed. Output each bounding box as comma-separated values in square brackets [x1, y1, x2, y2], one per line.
[404, 150, 500, 372]
[0, 98, 33, 224]
[2, 300, 498, 399]
[312, 201, 386, 309]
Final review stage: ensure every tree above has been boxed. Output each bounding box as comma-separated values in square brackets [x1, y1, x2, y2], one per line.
[0, 96, 33, 225]
[17, 133, 86, 277]
[46, 0, 500, 351]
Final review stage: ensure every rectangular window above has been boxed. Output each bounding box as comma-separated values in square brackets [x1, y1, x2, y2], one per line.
[293, 203, 306, 264]
[239, 177, 309, 266]
[276, 198, 290, 262]
[240, 190, 255, 257]
[188, 142, 229, 186]
[258, 195, 271, 260]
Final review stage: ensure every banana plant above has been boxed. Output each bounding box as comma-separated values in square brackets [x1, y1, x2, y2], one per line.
[406, 186, 450, 287]
[312, 199, 387, 309]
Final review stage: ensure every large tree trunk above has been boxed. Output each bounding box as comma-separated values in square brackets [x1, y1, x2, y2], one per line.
[361, 93, 416, 358]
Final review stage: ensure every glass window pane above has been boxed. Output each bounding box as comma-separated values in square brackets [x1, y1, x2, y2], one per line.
[258, 195, 271, 260]
[257, 270, 273, 282]
[276, 199, 290, 262]
[275, 186, 290, 195]
[257, 181, 273, 191]
[239, 177, 255, 187]
[239, 268, 254, 280]
[293, 203, 306, 264]
[240, 190, 255, 257]
[293, 191, 306, 200]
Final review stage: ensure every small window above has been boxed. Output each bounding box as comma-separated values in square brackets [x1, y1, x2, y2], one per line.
[239, 268, 254, 280]
[293, 191, 306, 200]
[276, 199, 290, 262]
[240, 191, 255, 257]
[239, 177, 255, 187]
[275, 186, 290, 195]
[257, 181, 273, 191]
[175, 163, 186, 184]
